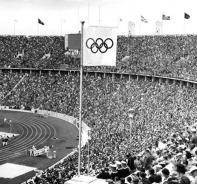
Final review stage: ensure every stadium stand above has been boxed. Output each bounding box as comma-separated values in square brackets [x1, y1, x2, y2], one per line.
[0, 70, 197, 183]
[1, 33, 197, 183]
[1, 35, 197, 81]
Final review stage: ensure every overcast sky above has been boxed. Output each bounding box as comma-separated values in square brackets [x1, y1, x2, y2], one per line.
[1, 0, 197, 36]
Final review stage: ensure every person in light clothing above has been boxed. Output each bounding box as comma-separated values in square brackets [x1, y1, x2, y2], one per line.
[189, 166, 197, 184]
[32, 145, 36, 156]
[29, 148, 33, 156]
[46, 146, 50, 158]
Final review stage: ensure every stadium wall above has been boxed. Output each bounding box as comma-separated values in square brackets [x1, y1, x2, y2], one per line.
[1, 68, 197, 89]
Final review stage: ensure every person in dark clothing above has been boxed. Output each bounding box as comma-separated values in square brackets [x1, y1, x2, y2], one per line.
[110, 164, 119, 181]
[121, 161, 130, 178]
[143, 150, 155, 170]
[133, 177, 140, 184]
[176, 164, 191, 184]
[97, 168, 111, 179]
[106, 179, 114, 184]
[190, 129, 197, 147]
[116, 161, 124, 179]
[126, 153, 136, 172]
[120, 177, 126, 184]
[154, 174, 162, 184]
[127, 176, 132, 183]
[161, 168, 170, 183]
[140, 172, 152, 184]
[148, 168, 156, 183]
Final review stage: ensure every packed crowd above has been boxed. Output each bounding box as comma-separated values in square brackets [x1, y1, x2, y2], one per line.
[2, 35, 197, 81]
[0, 71, 197, 183]
[0, 35, 68, 69]
[120, 35, 197, 81]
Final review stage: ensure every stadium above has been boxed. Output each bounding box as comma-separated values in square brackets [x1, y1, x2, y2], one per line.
[1, 0, 197, 184]
[0, 32, 197, 183]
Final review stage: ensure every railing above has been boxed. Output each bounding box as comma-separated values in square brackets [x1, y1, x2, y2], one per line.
[1, 68, 197, 89]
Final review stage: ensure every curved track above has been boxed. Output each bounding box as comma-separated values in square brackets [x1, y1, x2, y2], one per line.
[0, 111, 57, 162]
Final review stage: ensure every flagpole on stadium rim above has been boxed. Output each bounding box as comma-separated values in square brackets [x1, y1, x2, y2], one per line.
[78, 21, 85, 177]
[37, 22, 39, 35]
[183, 16, 186, 34]
[61, 18, 62, 36]
[99, 6, 100, 25]
[14, 20, 17, 35]
[88, 0, 90, 26]
[139, 17, 141, 35]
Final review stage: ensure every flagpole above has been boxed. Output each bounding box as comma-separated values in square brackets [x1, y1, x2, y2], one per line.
[78, 21, 85, 177]
[162, 18, 164, 35]
[117, 15, 120, 35]
[99, 6, 100, 25]
[14, 20, 16, 35]
[118, 15, 119, 27]
[88, 0, 90, 26]
[78, 7, 79, 32]
[183, 15, 185, 34]
[139, 16, 141, 35]
[37, 22, 39, 35]
[61, 18, 62, 36]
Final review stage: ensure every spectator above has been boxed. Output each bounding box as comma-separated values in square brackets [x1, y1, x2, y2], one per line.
[97, 168, 111, 180]
[1, 69, 197, 183]
[144, 150, 155, 170]
[188, 166, 197, 184]
[161, 168, 170, 183]
[154, 175, 162, 184]
[126, 176, 132, 184]
[148, 168, 156, 183]
[120, 177, 126, 184]
[140, 172, 151, 184]
[121, 161, 130, 178]
[133, 177, 140, 184]
[127, 153, 136, 172]
[176, 164, 190, 184]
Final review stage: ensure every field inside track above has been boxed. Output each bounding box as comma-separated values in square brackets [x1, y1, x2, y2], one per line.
[0, 110, 79, 184]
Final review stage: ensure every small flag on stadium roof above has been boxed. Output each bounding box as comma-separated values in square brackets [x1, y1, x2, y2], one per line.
[162, 14, 170, 20]
[184, 13, 190, 19]
[38, 18, 44, 25]
[141, 16, 148, 23]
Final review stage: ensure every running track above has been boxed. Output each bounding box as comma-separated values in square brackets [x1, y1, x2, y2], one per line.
[0, 110, 78, 163]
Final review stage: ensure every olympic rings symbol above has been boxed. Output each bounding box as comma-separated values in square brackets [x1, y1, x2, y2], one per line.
[86, 38, 113, 53]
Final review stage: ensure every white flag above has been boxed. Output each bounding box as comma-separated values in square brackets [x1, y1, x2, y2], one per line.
[83, 26, 117, 66]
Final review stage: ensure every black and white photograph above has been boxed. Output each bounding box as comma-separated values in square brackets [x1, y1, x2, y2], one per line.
[0, 0, 197, 184]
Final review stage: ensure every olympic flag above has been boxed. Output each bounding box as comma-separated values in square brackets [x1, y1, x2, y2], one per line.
[83, 26, 118, 66]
